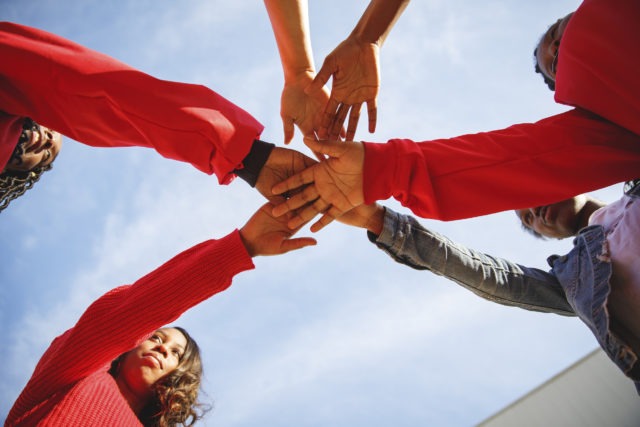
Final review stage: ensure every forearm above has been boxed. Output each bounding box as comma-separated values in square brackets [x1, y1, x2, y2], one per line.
[0, 22, 263, 183]
[24, 231, 254, 400]
[370, 208, 575, 315]
[363, 109, 640, 220]
[350, 0, 409, 46]
[264, 0, 315, 82]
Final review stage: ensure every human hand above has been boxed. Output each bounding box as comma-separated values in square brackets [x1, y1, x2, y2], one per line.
[239, 202, 317, 257]
[306, 35, 380, 141]
[280, 71, 344, 151]
[271, 137, 365, 232]
[254, 145, 317, 203]
[337, 203, 385, 236]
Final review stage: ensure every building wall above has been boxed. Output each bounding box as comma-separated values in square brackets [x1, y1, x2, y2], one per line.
[477, 348, 640, 427]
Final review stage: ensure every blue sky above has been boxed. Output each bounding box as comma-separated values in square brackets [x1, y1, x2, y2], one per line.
[1, 0, 623, 425]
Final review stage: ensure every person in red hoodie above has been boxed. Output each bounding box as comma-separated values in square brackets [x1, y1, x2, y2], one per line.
[270, 0, 640, 230]
[5, 202, 316, 426]
[0, 22, 316, 212]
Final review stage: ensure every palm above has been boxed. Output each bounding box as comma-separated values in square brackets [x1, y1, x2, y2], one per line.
[317, 38, 380, 139]
[240, 203, 316, 256]
[281, 77, 331, 142]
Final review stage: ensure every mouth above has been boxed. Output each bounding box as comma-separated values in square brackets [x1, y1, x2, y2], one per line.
[144, 353, 163, 369]
[25, 129, 43, 153]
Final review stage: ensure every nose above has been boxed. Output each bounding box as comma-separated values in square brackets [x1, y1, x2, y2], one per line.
[154, 342, 169, 358]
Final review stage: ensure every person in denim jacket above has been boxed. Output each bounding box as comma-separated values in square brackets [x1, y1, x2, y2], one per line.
[341, 180, 640, 392]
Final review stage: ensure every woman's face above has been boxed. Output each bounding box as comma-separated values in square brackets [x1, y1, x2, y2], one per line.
[118, 328, 188, 398]
[4, 124, 62, 172]
[536, 12, 574, 82]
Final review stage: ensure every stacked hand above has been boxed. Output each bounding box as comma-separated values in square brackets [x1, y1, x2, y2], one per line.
[279, 71, 343, 153]
[254, 145, 317, 204]
[271, 137, 365, 232]
[240, 202, 317, 257]
[307, 35, 380, 141]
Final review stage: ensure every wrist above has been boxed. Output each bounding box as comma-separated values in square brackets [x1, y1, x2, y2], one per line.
[366, 205, 385, 236]
[283, 68, 316, 85]
[233, 139, 275, 187]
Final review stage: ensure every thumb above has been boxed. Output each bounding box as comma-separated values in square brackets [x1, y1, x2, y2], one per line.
[306, 63, 331, 95]
[303, 136, 342, 157]
[276, 237, 317, 255]
[282, 118, 295, 145]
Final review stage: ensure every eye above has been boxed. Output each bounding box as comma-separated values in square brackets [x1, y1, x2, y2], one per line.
[172, 349, 182, 359]
[151, 334, 162, 343]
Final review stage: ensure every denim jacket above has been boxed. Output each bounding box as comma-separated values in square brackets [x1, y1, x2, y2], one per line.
[369, 181, 640, 392]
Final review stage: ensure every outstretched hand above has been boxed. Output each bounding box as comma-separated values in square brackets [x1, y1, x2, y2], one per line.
[270, 137, 365, 232]
[239, 202, 317, 257]
[306, 35, 380, 141]
[254, 146, 317, 204]
[279, 71, 344, 152]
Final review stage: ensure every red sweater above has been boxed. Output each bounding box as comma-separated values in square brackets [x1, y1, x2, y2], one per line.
[363, 0, 640, 220]
[5, 231, 254, 426]
[0, 22, 263, 184]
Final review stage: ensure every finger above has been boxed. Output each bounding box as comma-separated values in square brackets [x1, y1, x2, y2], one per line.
[303, 136, 341, 158]
[307, 62, 332, 94]
[366, 99, 377, 134]
[271, 185, 320, 217]
[320, 98, 341, 131]
[290, 197, 331, 229]
[283, 117, 295, 145]
[286, 205, 320, 229]
[277, 237, 317, 254]
[271, 166, 315, 195]
[345, 103, 363, 141]
[310, 212, 336, 233]
[330, 104, 350, 140]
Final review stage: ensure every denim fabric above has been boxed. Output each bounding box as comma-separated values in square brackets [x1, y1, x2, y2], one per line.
[370, 182, 640, 392]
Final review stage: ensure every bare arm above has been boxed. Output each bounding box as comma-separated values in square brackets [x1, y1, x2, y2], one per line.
[263, 0, 333, 146]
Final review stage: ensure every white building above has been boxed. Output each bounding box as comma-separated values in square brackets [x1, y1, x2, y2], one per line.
[477, 348, 640, 427]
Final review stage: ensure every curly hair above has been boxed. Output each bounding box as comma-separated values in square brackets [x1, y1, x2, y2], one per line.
[110, 327, 210, 426]
[1, 118, 53, 212]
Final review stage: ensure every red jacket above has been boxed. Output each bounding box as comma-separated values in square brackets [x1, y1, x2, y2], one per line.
[363, 0, 640, 220]
[5, 231, 254, 426]
[0, 22, 263, 184]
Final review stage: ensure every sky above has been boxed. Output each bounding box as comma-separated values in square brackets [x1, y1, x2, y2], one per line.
[0, 0, 626, 425]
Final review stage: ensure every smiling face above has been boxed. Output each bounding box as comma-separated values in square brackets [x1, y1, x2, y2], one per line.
[515, 196, 590, 239]
[117, 328, 188, 401]
[535, 12, 574, 82]
[4, 121, 62, 173]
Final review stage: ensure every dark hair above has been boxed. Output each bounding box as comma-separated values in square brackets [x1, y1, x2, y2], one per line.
[519, 219, 546, 240]
[533, 46, 556, 92]
[110, 327, 210, 426]
[0, 118, 53, 212]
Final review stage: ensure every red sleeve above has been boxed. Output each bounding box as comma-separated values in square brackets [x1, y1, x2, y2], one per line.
[10, 230, 254, 416]
[363, 109, 640, 220]
[0, 22, 263, 183]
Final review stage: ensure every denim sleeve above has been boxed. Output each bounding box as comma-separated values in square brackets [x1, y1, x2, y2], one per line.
[368, 208, 575, 316]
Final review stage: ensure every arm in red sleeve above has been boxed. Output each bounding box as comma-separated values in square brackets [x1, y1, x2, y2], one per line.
[9, 230, 254, 419]
[0, 22, 264, 183]
[363, 109, 640, 220]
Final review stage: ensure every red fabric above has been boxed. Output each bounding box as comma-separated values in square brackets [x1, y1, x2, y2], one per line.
[363, 0, 640, 220]
[5, 231, 254, 426]
[0, 22, 264, 183]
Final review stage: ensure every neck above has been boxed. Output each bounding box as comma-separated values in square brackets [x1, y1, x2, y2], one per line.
[115, 375, 149, 416]
[577, 196, 606, 230]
